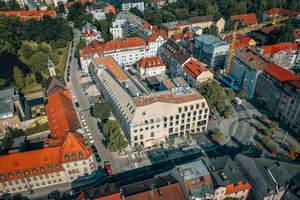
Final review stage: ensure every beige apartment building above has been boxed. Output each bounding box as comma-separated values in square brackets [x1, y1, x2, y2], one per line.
[190, 15, 225, 32]
[89, 56, 209, 148]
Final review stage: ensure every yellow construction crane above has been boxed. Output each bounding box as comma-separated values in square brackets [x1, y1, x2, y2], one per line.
[224, 16, 289, 75]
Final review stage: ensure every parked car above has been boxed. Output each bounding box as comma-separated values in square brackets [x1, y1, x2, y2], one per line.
[48, 190, 60, 199]
[89, 137, 94, 144]
[70, 188, 82, 196]
[91, 146, 97, 153]
[81, 116, 85, 122]
[86, 129, 91, 136]
[95, 154, 101, 163]
[85, 93, 88, 97]
[105, 162, 112, 175]
[75, 102, 80, 108]
[67, 75, 70, 82]
[83, 122, 87, 129]
[81, 74, 89, 77]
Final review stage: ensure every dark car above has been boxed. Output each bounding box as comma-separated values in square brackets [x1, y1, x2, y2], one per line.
[69, 59, 71, 64]
[81, 74, 88, 77]
[95, 154, 101, 163]
[67, 75, 70, 82]
[67, 71, 70, 76]
[92, 146, 97, 153]
[48, 190, 60, 199]
[75, 102, 80, 108]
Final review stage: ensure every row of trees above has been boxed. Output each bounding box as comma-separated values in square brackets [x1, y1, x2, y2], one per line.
[1, 128, 25, 151]
[93, 102, 111, 120]
[67, 2, 93, 30]
[25, 121, 50, 136]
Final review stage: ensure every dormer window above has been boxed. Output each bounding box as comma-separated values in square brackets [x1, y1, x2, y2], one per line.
[65, 154, 70, 161]
[72, 153, 77, 159]
[24, 170, 30, 175]
[48, 166, 53, 171]
[78, 152, 83, 158]
[32, 168, 38, 174]
[16, 171, 22, 177]
[55, 164, 61, 169]
[0, 175, 5, 180]
[40, 167, 45, 172]
[8, 173, 14, 178]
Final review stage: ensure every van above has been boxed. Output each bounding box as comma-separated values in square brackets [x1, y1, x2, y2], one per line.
[234, 97, 242, 105]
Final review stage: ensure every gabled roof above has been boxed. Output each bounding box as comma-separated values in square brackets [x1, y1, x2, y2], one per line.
[145, 26, 169, 42]
[263, 8, 300, 18]
[260, 42, 299, 56]
[163, 39, 191, 64]
[260, 24, 285, 35]
[122, 175, 185, 200]
[136, 57, 165, 68]
[45, 75, 67, 96]
[46, 90, 80, 139]
[80, 40, 104, 60]
[230, 13, 258, 25]
[295, 29, 300, 40]
[171, 33, 183, 40]
[101, 37, 145, 52]
[183, 59, 208, 79]
[263, 62, 300, 83]
[235, 47, 269, 71]
[190, 15, 222, 24]
[83, 30, 97, 37]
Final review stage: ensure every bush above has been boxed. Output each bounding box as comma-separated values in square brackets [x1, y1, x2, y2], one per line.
[288, 144, 297, 153]
[269, 121, 279, 129]
[25, 122, 50, 136]
[31, 109, 37, 116]
[265, 128, 275, 137]
[211, 131, 223, 141]
[2, 128, 25, 150]
[58, 50, 64, 55]
[270, 144, 279, 154]
[256, 143, 263, 150]
[257, 123, 263, 130]
[262, 136, 270, 144]
[40, 107, 46, 113]
[259, 114, 268, 122]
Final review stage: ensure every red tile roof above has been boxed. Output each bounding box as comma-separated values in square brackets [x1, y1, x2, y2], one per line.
[182, 31, 195, 42]
[83, 30, 97, 37]
[0, 10, 55, 21]
[136, 57, 165, 68]
[94, 56, 129, 81]
[222, 34, 255, 49]
[145, 26, 169, 42]
[289, 80, 300, 89]
[261, 42, 299, 56]
[183, 60, 208, 79]
[235, 47, 269, 71]
[171, 33, 183, 40]
[263, 8, 300, 18]
[76, 183, 121, 200]
[46, 90, 80, 139]
[260, 24, 285, 34]
[295, 29, 300, 40]
[80, 40, 104, 60]
[124, 182, 185, 200]
[264, 62, 300, 82]
[230, 13, 258, 25]
[225, 181, 252, 195]
[118, 37, 145, 49]
[139, 22, 151, 32]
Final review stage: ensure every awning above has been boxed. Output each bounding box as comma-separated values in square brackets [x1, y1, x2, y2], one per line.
[144, 140, 156, 148]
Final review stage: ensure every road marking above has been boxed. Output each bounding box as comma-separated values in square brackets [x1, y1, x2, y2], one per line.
[118, 180, 124, 183]
[166, 166, 172, 169]
[157, 169, 163, 171]
[146, 172, 153, 174]
[131, 154, 135, 159]
[128, 177, 134, 180]
[134, 163, 138, 168]
[137, 174, 143, 177]
[213, 149, 218, 154]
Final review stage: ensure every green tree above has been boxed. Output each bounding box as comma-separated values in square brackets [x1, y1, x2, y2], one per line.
[106, 12, 115, 24]
[238, 87, 249, 99]
[169, 137, 174, 146]
[13, 66, 25, 88]
[186, 132, 190, 142]
[93, 102, 111, 120]
[225, 88, 235, 100]
[265, 128, 275, 137]
[75, 40, 87, 57]
[182, 27, 189, 34]
[270, 144, 279, 154]
[256, 143, 263, 150]
[130, 7, 142, 18]
[224, 197, 237, 200]
[8, 0, 20, 10]
[20, 44, 34, 60]
[262, 136, 270, 145]
[214, 69, 222, 80]
[224, 105, 232, 118]
[47, 5, 52, 10]
[2, 127, 25, 150]
[128, 33, 139, 38]
[28, 53, 48, 73]
[42, 45, 50, 54]
[211, 131, 223, 141]
[58, 3, 66, 13]
[143, 9, 154, 22]
[203, 24, 219, 36]
[288, 144, 297, 153]
[269, 121, 279, 130]
[199, 79, 225, 110]
[259, 114, 268, 122]
[162, 12, 176, 23]
[0, 39, 16, 54]
[257, 123, 263, 130]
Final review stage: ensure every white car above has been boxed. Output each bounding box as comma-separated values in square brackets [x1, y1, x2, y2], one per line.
[81, 116, 85, 122]
[83, 122, 88, 129]
[89, 135, 94, 143]
[86, 129, 91, 136]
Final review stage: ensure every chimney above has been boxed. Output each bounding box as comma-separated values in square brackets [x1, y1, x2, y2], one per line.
[158, 189, 162, 198]
[167, 181, 170, 185]
[232, 168, 235, 172]
[44, 143, 50, 149]
[212, 166, 215, 170]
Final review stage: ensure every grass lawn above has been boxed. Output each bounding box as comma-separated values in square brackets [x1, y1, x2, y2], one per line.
[19, 40, 70, 94]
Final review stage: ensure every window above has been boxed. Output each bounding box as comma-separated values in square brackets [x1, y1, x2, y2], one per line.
[164, 117, 167, 122]
[145, 127, 149, 130]
[140, 135, 143, 140]
[182, 113, 185, 118]
[33, 177, 37, 181]
[48, 166, 53, 171]
[204, 115, 207, 119]
[191, 180, 195, 184]
[65, 154, 70, 161]
[196, 104, 199, 109]
[176, 115, 179, 120]
[70, 177, 74, 180]
[53, 180, 57, 183]
[76, 169, 79, 173]
[151, 132, 154, 137]
[139, 121, 142, 125]
[58, 179, 62, 182]
[151, 126, 154, 129]
[181, 125, 184, 130]
[142, 110, 146, 115]
[15, 180, 19, 185]
[181, 119, 185, 124]
[133, 123, 137, 126]
[190, 105, 194, 110]
[198, 116, 202, 120]
[55, 164, 61, 169]
[156, 125, 160, 128]
[140, 128, 143, 132]
[170, 116, 173, 121]
[199, 110, 202, 115]
[184, 106, 187, 112]
[202, 103, 205, 108]
[8, 173, 14, 178]
[24, 170, 30, 175]
[187, 118, 190, 123]
[186, 124, 190, 129]
[170, 122, 173, 126]
[156, 118, 159, 121]
[74, 162, 78, 166]
[134, 130, 137, 133]
[150, 119, 154, 123]
[9, 182, 13, 186]
[2, 183, 6, 187]
[36, 183, 40, 187]
[83, 161, 86, 165]
[39, 176, 43, 180]
[68, 171, 72, 175]
[42, 182, 45, 185]
[45, 174, 49, 179]
[66, 164, 70, 168]
[27, 178, 31, 182]
[71, 153, 77, 159]
[178, 108, 182, 113]
[48, 181, 51, 184]
[78, 152, 83, 158]
[194, 111, 197, 116]
[169, 128, 173, 133]
[205, 109, 208, 113]
[134, 136, 137, 141]
[16, 172, 22, 177]
[164, 123, 167, 128]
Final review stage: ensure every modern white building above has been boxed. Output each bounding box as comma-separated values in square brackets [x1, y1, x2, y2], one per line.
[136, 57, 166, 76]
[194, 35, 230, 69]
[89, 56, 209, 148]
[111, 0, 144, 12]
